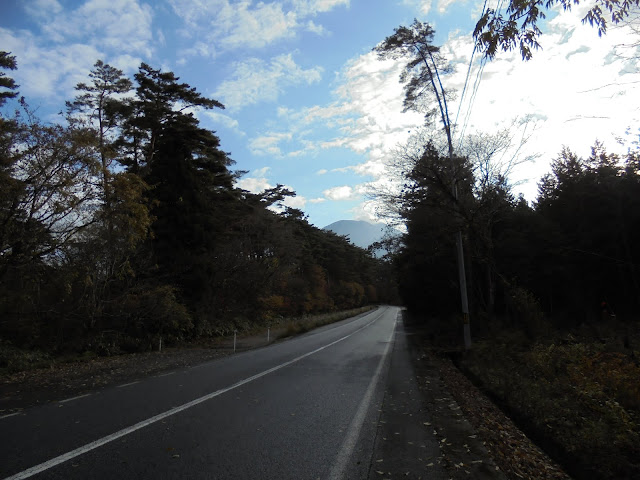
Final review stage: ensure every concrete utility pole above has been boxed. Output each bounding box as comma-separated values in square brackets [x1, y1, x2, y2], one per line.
[435, 64, 472, 351]
[453, 189, 472, 349]
[422, 45, 472, 350]
[443, 126, 471, 350]
[375, 20, 472, 349]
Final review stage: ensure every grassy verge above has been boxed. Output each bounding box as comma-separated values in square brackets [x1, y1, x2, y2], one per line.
[276, 305, 377, 339]
[0, 306, 378, 376]
[456, 323, 640, 479]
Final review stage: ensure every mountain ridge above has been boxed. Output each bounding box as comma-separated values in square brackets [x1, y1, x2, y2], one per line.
[323, 220, 387, 250]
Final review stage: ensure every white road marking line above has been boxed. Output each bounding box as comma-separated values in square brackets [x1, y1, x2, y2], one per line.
[3, 308, 385, 480]
[58, 394, 92, 404]
[155, 372, 175, 377]
[0, 412, 22, 420]
[327, 309, 397, 480]
[116, 381, 140, 388]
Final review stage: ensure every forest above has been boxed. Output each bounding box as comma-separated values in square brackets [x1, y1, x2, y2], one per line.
[0, 53, 397, 358]
[395, 138, 640, 334]
[373, 17, 640, 479]
[2, 4, 640, 475]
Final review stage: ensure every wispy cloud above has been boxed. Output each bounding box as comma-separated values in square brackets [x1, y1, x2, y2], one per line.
[443, 4, 640, 196]
[236, 166, 272, 193]
[238, 51, 423, 176]
[236, 167, 308, 209]
[2, 0, 153, 102]
[169, 0, 347, 53]
[202, 111, 246, 136]
[322, 184, 367, 201]
[249, 132, 294, 156]
[215, 54, 323, 111]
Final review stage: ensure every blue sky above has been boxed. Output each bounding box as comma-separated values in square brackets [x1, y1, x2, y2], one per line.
[1, 0, 638, 227]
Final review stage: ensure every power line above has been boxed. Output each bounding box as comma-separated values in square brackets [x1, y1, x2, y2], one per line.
[455, 0, 504, 150]
[453, 0, 487, 143]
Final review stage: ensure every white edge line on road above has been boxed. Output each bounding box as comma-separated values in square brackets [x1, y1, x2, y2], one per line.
[58, 394, 92, 404]
[3, 308, 386, 480]
[326, 310, 397, 480]
[0, 412, 22, 420]
[116, 381, 140, 388]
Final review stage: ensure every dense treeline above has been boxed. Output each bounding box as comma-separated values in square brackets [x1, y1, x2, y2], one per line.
[396, 138, 640, 335]
[376, 17, 640, 479]
[373, 18, 640, 336]
[0, 54, 396, 355]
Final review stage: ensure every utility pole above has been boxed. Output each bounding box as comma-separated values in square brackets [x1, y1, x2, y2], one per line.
[430, 54, 472, 351]
[415, 37, 473, 350]
[376, 20, 472, 349]
[443, 123, 471, 350]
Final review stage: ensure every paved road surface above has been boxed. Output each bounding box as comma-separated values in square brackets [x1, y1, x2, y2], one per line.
[2, 306, 438, 480]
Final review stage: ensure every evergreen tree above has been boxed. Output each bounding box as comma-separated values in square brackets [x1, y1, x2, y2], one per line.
[0, 51, 18, 107]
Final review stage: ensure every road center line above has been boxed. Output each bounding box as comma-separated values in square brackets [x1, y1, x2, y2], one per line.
[4, 308, 385, 480]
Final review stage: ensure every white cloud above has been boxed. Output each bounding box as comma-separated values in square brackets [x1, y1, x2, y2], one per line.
[202, 111, 246, 136]
[169, 0, 346, 53]
[2, 0, 153, 103]
[322, 184, 369, 201]
[292, 0, 350, 15]
[24, 0, 63, 18]
[401, 0, 432, 15]
[316, 169, 328, 175]
[443, 5, 640, 199]
[349, 200, 379, 224]
[0, 26, 103, 100]
[306, 20, 328, 35]
[283, 195, 307, 209]
[243, 51, 424, 178]
[253, 166, 272, 177]
[309, 197, 326, 203]
[437, 0, 462, 13]
[215, 54, 323, 110]
[323, 185, 354, 200]
[39, 0, 154, 57]
[249, 132, 294, 156]
[236, 176, 273, 193]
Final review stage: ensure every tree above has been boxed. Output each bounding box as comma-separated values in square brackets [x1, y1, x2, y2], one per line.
[67, 60, 136, 278]
[375, 20, 454, 151]
[119, 63, 224, 174]
[376, 21, 472, 348]
[121, 63, 236, 331]
[474, 0, 640, 60]
[0, 102, 98, 273]
[0, 51, 18, 107]
[0, 101, 102, 345]
[532, 143, 640, 321]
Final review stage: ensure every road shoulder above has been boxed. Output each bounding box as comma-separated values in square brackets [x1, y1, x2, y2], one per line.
[368, 313, 507, 479]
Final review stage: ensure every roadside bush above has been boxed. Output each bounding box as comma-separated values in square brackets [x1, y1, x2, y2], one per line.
[0, 340, 51, 372]
[506, 286, 549, 338]
[460, 330, 640, 479]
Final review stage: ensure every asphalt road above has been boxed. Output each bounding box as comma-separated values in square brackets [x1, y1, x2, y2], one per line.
[1, 306, 405, 480]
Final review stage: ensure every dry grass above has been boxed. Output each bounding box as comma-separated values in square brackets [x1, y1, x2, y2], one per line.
[457, 324, 640, 479]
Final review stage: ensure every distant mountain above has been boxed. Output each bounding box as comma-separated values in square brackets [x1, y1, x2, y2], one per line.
[323, 220, 388, 250]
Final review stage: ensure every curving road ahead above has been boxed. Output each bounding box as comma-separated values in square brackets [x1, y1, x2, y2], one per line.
[2, 306, 403, 480]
